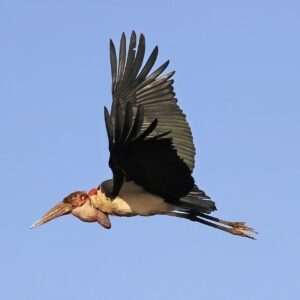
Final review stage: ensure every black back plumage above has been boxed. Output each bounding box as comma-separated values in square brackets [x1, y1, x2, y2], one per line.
[104, 32, 196, 202]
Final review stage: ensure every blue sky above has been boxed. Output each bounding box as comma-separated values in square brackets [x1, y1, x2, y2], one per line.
[1, 1, 299, 299]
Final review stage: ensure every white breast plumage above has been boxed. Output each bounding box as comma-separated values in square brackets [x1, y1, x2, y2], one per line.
[90, 181, 176, 217]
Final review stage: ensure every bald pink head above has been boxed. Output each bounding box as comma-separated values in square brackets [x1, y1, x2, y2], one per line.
[31, 188, 111, 229]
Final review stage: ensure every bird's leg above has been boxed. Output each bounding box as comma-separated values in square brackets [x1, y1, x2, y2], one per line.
[167, 212, 256, 240]
[196, 212, 257, 233]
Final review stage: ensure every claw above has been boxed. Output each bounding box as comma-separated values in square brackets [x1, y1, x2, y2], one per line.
[228, 227, 257, 240]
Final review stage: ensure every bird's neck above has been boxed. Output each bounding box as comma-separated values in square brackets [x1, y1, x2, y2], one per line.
[90, 189, 115, 214]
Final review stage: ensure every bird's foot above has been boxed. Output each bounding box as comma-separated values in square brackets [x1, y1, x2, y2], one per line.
[223, 221, 256, 231]
[227, 227, 256, 240]
[224, 221, 258, 240]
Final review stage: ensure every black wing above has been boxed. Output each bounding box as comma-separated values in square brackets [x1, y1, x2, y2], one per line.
[104, 32, 196, 202]
[110, 32, 195, 171]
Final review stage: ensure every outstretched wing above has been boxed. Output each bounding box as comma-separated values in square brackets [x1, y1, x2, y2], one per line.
[104, 32, 196, 202]
[110, 31, 196, 171]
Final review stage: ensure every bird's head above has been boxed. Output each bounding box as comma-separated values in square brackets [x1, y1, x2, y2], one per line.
[31, 191, 91, 228]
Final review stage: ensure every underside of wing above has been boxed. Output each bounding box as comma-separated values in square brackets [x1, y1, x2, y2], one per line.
[104, 103, 195, 202]
[109, 31, 196, 171]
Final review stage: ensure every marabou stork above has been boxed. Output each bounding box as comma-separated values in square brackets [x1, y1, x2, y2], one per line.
[31, 32, 256, 239]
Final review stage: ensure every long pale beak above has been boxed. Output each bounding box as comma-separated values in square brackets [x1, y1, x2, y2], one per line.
[30, 202, 73, 229]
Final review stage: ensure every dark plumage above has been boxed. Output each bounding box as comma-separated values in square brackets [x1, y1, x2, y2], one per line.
[105, 32, 196, 201]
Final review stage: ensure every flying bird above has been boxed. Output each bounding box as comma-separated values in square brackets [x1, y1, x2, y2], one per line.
[31, 32, 256, 239]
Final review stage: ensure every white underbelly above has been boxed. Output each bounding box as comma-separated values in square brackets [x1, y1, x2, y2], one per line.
[92, 181, 176, 216]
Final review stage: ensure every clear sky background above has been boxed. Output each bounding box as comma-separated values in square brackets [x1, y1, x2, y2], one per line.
[1, 1, 299, 299]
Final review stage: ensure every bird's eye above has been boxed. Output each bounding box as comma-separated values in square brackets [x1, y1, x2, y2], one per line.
[73, 194, 77, 199]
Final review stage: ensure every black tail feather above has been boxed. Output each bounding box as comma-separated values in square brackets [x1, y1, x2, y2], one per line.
[177, 185, 217, 214]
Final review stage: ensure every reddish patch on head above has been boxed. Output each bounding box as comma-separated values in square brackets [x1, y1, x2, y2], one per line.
[88, 188, 98, 197]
